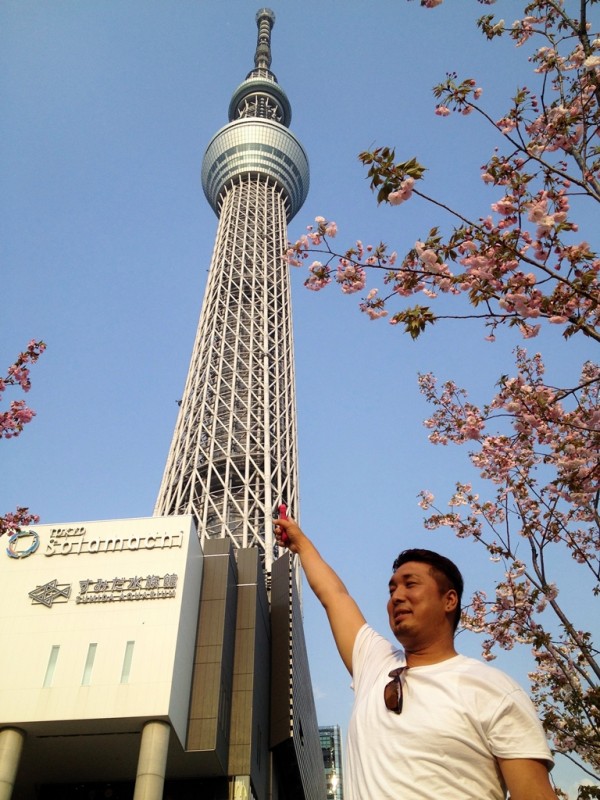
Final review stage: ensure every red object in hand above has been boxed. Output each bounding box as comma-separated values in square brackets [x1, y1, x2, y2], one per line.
[278, 503, 290, 545]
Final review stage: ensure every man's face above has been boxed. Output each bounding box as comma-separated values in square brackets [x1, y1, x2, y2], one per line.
[387, 561, 456, 646]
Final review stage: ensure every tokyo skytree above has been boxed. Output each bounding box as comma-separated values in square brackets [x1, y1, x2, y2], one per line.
[154, 8, 309, 573]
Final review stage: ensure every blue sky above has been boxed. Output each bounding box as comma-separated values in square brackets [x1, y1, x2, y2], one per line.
[2, 1, 598, 795]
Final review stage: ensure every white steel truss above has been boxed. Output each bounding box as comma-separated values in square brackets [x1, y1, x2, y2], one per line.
[154, 174, 299, 571]
[155, 8, 308, 574]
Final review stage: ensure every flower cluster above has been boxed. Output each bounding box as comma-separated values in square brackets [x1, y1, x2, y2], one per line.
[0, 507, 40, 539]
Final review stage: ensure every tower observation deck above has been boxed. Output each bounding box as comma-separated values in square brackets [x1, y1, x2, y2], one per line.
[154, 8, 309, 572]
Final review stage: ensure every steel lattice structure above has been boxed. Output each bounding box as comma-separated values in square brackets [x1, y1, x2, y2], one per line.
[155, 9, 309, 572]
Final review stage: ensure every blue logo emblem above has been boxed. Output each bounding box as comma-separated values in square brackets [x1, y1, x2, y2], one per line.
[7, 530, 40, 559]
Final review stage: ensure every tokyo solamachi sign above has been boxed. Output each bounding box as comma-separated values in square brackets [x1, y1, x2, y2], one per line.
[44, 526, 184, 557]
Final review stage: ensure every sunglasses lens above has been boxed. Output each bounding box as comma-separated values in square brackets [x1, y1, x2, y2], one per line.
[384, 675, 403, 714]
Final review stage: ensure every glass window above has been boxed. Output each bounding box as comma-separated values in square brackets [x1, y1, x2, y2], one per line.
[82, 643, 97, 686]
[120, 641, 135, 684]
[43, 645, 60, 687]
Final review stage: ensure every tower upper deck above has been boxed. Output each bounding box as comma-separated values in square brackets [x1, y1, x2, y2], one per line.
[201, 8, 309, 221]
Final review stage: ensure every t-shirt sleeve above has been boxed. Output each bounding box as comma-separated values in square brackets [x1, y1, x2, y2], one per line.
[351, 624, 401, 693]
[487, 687, 554, 769]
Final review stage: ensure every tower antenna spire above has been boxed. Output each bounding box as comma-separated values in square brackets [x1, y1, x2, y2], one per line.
[254, 8, 275, 71]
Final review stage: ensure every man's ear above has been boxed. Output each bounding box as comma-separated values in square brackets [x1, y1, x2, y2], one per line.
[445, 589, 458, 614]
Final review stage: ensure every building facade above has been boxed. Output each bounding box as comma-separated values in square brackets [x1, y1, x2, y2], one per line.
[319, 726, 344, 800]
[0, 517, 202, 799]
[0, 9, 325, 800]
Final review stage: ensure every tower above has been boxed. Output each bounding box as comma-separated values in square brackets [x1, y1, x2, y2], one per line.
[156, 9, 324, 799]
[154, 8, 309, 574]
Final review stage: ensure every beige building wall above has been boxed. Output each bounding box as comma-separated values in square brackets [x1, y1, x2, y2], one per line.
[0, 515, 202, 747]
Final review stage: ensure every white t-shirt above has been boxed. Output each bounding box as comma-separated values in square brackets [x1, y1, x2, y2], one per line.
[345, 624, 553, 800]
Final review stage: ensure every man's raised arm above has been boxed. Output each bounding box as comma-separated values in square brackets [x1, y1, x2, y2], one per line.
[274, 517, 366, 674]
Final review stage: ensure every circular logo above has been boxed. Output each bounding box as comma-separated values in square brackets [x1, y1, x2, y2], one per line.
[6, 530, 40, 559]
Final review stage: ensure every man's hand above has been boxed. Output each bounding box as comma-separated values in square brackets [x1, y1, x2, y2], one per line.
[274, 516, 304, 553]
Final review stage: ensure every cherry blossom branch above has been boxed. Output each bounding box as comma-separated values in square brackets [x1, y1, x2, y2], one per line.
[1, 340, 46, 536]
[458, 96, 600, 200]
[0, 508, 40, 538]
[524, 513, 600, 680]
[1, 341, 46, 439]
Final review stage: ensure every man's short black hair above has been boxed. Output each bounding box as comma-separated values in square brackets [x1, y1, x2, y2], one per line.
[392, 548, 464, 632]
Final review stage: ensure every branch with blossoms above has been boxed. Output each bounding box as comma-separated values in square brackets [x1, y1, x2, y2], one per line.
[1, 340, 46, 537]
[287, 3, 600, 345]
[0, 507, 40, 539]
[1, 340, 46, 440]
[288, 211, 600, 342]
[416, 347, 599, 774]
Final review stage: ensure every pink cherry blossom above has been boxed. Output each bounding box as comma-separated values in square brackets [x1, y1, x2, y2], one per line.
[388, 177, 415, 205]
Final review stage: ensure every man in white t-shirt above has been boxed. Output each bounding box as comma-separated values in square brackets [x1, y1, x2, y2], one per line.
[274, 517, 558, 800]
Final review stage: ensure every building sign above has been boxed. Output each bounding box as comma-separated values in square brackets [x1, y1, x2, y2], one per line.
[28, 573, 179, 608]
[28, 579, 71, 608]
[76, 573, 178, 604]
[44, 527, 184, 557]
